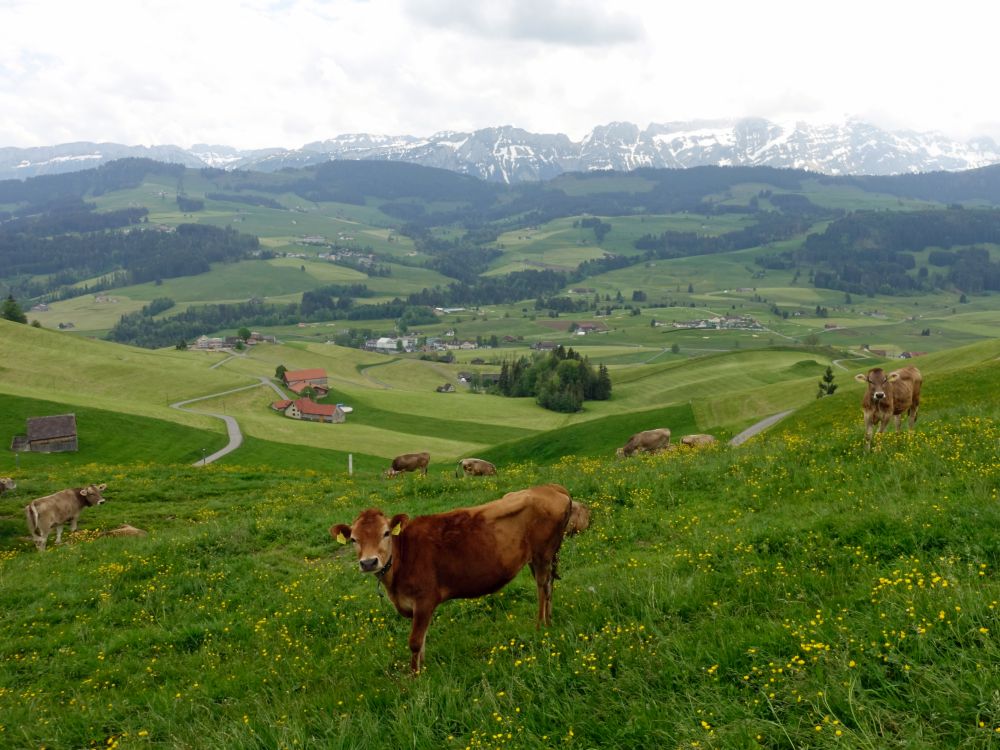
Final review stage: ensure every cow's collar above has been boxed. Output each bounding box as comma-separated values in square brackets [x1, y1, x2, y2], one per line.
[375, 555, 393, 580]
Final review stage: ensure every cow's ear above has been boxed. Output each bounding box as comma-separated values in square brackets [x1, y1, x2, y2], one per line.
[854, 373, 867, 382]
[887, 372, 900, 382]
[390, 513, 409, 535]
[97, 483, 107, 491]
[80, 487, 91, 496]
[330, 524, 352, 544]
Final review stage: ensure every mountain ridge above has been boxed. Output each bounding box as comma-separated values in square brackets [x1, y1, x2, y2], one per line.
[4, 118, 999, 183]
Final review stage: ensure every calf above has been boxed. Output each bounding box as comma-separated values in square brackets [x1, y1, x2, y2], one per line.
[618, 428, 672, 457]
[331, 483, 583, 672]
[0, 477, 16, 495]
[384, 452, 430, 478]
[855, 366, 922, 449]
[24, 483, 107, 552]
[455, 457, 497, 477]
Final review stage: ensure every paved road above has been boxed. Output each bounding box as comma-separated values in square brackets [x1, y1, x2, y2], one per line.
[170, 377, 287, 466]
[728, 409, 795, 447]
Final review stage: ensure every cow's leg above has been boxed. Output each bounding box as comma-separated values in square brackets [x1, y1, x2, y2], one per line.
[531, 557, 557, 627]
[863, 413, 875, 449]
[909, 403, 919, 429]
[69, 514, 80, 533]
[54, 523, 64, 545]
[408, 606, 435, 673]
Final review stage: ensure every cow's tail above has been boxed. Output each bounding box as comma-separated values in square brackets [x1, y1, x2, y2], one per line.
[25, 502, 39, 537]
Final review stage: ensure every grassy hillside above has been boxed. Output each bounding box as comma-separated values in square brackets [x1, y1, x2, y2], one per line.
[0, 345, 997, 748]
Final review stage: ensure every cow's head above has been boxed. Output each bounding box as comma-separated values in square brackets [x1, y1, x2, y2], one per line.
[80, 483, 108, 506]
[331, 509, 408, 574]
[0, 477, 16, 492]
[855, 368, 898, 403]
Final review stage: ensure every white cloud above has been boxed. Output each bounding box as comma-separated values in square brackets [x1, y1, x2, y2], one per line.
[0, 0, 998, 149]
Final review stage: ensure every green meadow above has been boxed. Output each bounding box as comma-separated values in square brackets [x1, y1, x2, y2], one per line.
[0, 336, 998, 748]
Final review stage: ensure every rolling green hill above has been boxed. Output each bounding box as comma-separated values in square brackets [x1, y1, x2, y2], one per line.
[0, 336, 996, 749]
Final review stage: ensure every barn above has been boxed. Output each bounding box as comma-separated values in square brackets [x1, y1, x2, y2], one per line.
[10, 414, 79, 453]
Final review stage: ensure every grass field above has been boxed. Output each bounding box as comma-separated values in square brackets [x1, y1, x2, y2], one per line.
[0, 345, 997, 749]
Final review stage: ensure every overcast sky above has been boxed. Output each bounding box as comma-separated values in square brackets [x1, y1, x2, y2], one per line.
[2, 0, 998, 149]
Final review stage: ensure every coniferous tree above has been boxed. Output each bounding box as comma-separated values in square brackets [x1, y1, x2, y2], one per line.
[2, 295, 27, 324]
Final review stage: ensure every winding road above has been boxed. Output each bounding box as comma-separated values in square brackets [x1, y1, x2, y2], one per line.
[170, 377, 288, 466]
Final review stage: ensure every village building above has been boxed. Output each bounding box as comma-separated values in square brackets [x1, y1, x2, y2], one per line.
[282, 368, 328, 393]
[11, 414, 79, 453]
[270, 398, 345, 424]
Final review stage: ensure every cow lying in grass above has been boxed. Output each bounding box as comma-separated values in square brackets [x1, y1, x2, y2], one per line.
[331, 483, 588, 672]
[455, 458, 497, 477]
[24, 483, 107, 552]
[680, 433, 717, 448]
[0, 477, 16, 495]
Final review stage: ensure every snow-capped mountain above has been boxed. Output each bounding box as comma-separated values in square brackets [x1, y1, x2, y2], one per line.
[3, 119, 999, 183]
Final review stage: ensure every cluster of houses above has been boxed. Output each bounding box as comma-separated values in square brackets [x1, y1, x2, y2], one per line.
[666, 315, 765, 331]
[194, 332, 277, 351]
[270, 368, 349, 424]
[363, 335, 484, 355]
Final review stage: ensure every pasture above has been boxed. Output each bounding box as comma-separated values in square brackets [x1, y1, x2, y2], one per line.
[0, 350, 997, 749]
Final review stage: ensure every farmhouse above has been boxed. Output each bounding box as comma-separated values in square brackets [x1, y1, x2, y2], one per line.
[10, 414, 78, 453]
[282, 368, 328, 391]
[271, 398, 345, 424]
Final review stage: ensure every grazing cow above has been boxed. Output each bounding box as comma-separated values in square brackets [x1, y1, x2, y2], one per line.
[0, 477, 16, 495]
[331, 483, 582, 672]
[384, 452, 430, 478]
[854, 366, 923, 448]
[680, 433, 717, 448]
[455, 458, 497, 477]
[618, 428, 672, 458]
[24, 483, 107, 552]
[565, 500, 591, 535]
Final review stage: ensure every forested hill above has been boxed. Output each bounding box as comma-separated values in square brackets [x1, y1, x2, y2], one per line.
[4, 158, 1000, 348]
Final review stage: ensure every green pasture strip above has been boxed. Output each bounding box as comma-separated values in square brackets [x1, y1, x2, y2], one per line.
[184, 388, 490, 462]
[0, 321, 252, 427]
[798, 178, 942, 210]
[1, 361, 997, 749]
[479, 402, 699, 465]
[214, 435, 384, 474]
[0, 393, 225, 472]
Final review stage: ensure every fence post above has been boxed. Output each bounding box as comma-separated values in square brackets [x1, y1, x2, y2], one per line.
[348, 453, 353, 476]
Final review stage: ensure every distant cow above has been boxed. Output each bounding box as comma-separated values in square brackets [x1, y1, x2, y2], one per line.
[331, 483, 583, 672]
[0, 477, 16, 495]
[24, 483, 107, 552]
[681, 434, 717, 448]
[618, 428, 672, 458]
[854, 366, 922, 449]
[384, 452, 430, 478]
[455, 458, 497, 477]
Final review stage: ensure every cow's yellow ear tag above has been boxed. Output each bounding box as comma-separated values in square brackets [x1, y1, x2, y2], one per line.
[336, 532, 348, 544]
[392, 523, 402, 536]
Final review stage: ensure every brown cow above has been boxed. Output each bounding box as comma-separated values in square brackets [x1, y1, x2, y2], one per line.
[384, 452, 430, 478]
[25, 483, 107, 551]
[0, 477, 16, 495]
[618, 428, 671, 458]
[331, 483, 582, 672]
[455, 458, 497, 477]
[854, 366, 922, 448]
[680, 433, 717, 448]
